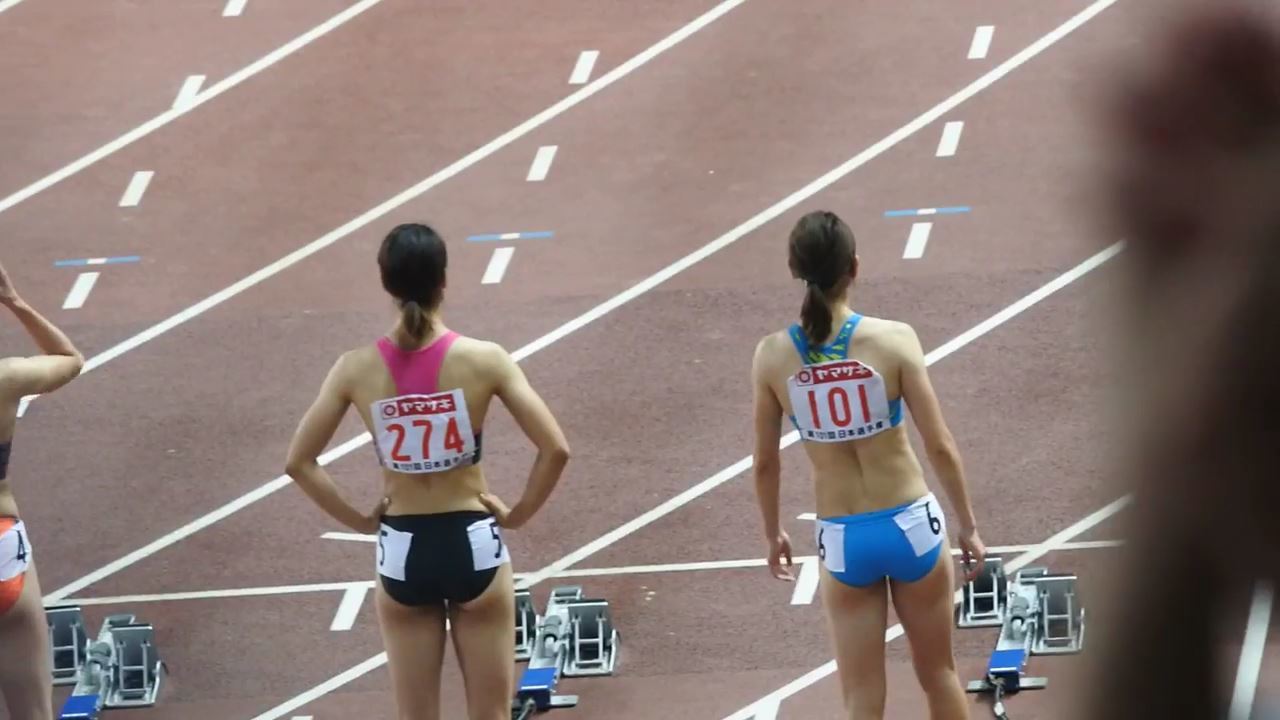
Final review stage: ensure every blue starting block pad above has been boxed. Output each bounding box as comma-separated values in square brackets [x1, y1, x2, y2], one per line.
[58, 695, 102, 720]
[510, 586, 618, 719]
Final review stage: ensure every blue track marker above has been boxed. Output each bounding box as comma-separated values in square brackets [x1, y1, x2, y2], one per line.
[466, 231, 554, 242]
[883, 206, 971, 218]
[54, 255, 141, 268]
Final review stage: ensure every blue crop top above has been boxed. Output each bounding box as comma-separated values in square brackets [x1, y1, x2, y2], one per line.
[783, 312, 906, 438]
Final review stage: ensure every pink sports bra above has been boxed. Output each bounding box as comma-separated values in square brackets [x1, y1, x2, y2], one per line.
[374, 331, 483, 464]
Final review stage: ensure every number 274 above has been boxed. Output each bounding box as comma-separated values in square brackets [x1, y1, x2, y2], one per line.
[386, 418, 465, 461]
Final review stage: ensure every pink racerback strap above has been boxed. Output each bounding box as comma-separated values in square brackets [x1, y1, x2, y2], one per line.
[375, 331, 460, 396]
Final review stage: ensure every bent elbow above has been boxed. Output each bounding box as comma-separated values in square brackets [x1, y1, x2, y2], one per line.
[284, 456, 312, 480]
[549, 442, 571, 466]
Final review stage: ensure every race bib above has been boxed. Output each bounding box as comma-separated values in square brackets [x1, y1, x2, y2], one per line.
[466, 517, 510, 572]
[815, 520, 846, 573]
[376, 524, 412, 581]
[893, 495, 945, 558]
[0, 520, 31, 582]
[371, 389, 477, 474]
[787, 360, 893, 443]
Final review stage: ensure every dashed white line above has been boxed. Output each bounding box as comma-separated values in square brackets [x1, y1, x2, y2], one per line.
[903, 222, 933, 259]
[481, 247, 516, 285]
[62, 273, 100, 311]
[568, 50, 600, 84]
[1229, 582, 1274, 720]
[0, 0, 391, 219]
[527, 145, 559, 182]
[222, 0, 248, 17]
[790, 558, 820, 605]
[936, 120, 964, 157]
[118, 171, 155, 208]
[968, 25, 996, 59]
[173, 74, 207, 110]
[329, 585, 368, 632]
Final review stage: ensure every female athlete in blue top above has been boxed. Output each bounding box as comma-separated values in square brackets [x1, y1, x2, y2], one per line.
[751, 211, 986, 719]
[0, 260, 85, 720]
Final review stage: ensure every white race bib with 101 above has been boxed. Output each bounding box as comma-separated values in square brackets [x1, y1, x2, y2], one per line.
[371, 390, 477, 473]
[787, 359, 893, 442]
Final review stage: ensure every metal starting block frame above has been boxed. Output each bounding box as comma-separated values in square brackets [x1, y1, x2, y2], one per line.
[511, 585, 619, 719]
[45, 607, 167, 720]
[956, 560, 1086, 719]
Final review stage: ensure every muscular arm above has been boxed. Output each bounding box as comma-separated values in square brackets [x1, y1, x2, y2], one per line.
[0, 297, 85, 402]
[897, 324, 978, 532]
[751, 337, 786, 539]
[490, 345, 570, 528]
[284, 354, 378, 532]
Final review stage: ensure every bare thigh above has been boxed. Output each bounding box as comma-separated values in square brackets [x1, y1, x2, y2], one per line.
[821, 567, 890, 719]
[889, 541, 969, 720]
[449, 563, 515, 720]
[0, 561, 53, 720]
[375, 580, 448, 720]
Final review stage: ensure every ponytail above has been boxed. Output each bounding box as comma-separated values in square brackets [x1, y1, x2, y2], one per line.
[800, 281, 833, 344]
[401, 299, 430, 341]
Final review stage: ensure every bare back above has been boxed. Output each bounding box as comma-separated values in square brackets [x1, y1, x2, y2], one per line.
[759, 312, 929, 517]
[341, 329, 506, 515]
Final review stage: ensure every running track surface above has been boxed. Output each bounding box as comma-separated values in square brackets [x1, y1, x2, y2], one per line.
[2, 1, 1274, 718]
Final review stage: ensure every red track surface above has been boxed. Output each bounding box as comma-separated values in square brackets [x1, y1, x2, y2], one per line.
[2, 1, 1274, 718]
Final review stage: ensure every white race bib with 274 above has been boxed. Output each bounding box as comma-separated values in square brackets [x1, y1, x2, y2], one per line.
[787, 359, 893, 442]
[371, 389, 477, 474]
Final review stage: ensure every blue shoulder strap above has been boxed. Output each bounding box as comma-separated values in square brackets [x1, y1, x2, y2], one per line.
[788, 314, 862, 365]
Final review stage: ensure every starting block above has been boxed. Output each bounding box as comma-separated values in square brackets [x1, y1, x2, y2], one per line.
[45, 607, 167, 720]
[511, 585, 619, 719]
[957, 560, 1086, 719]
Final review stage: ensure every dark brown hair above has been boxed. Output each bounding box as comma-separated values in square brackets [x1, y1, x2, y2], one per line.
[788, 210, 856, 344]
[378, 223, 447, 343]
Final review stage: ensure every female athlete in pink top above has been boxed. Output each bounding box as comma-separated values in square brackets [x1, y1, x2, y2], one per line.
[286, 224, 570, 720]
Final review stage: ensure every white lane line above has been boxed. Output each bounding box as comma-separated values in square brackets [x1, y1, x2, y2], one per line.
[527, 145, 559, 181]
[0, 0, 390, 219]
[790, 558, 820, 605]
[222, 0, 248, 17]
[796, 512, 816, 521]
[18, 0, 749, 423]
[1229, 582, 1275, 720]
[245, 1, 1121, 707]
[481, 247, 516, 285]
[52, 540, 1125, 609]
[118, 171, 155, 208]
[969, 25, 996, 59]
[62, 273, 100, 311]
[322, 531, 375, 543]
[329, 585, 368, 632]
[52, 580, 374, 607]
[936, 120, 964, 157]
[15, 396, 31, 418]
[568, 50, 600, 84]
[41, 0, 750, 605]
[722, 497, 1133, 719]
[173, 74, 207, 110]
[0, 0, 27, 13]
[752, 699, 779, 720]
[903, 222, 933, 259]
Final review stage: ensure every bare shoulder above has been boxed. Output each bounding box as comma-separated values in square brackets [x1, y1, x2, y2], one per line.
[448, 336, 516, 379]
[752, 329, 792, 372]
[858, 316, 919, 346]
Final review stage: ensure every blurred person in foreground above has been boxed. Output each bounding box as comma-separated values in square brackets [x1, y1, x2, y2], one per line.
[1082, 1, 1280, 717]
